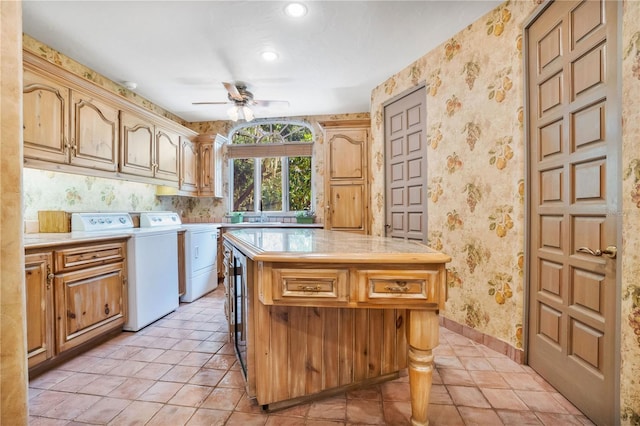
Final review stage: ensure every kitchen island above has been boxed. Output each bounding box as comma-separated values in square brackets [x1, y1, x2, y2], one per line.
[223, 228, 450, 426]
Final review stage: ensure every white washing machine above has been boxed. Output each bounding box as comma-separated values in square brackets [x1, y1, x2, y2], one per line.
[71, 212, 181, 331]
[180, 223, 220, 302]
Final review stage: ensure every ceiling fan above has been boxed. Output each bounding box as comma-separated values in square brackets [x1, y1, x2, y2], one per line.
[192, 82, 289, 122]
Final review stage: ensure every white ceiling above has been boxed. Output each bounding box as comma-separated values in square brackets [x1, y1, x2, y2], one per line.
[22, 0, 502, 123]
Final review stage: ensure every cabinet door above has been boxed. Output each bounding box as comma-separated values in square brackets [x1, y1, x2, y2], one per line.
[155, 126, 180, 182]
[55, 262, 126, 353]
[70, 90, 119, 171]
[119, 110, 154, 177]
[198, 142, 214, 196]
[25, 252, 55, 368]
[23, 69, 70, 164]
[324, 126, 369, 234]
[180, 137, 199, 193]
[213, 134, 225, 198]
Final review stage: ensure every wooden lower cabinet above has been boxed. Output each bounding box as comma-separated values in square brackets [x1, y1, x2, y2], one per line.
[253, 304, 407, 405]
[225, 246, 407, 407]
[55, 262, 126, 353]
[25, 238, 128, 375]
[25, 252, 55, 368]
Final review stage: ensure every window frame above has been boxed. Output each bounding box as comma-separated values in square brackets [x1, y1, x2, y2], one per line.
[227, 120, 315, 217]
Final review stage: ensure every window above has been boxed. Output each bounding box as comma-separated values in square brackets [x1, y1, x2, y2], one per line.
[228, 121, 313, 214]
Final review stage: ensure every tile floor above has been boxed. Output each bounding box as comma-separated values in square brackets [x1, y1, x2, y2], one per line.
[28, 286, 593, 425]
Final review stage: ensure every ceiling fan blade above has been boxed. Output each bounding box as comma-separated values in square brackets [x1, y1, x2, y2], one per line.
[223, 82, 244, 102]
[192, 101, 232, 105]
[253, 100, 290, 107]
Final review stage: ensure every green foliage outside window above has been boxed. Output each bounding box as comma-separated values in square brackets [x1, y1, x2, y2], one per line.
[233, 158, 254, 212]
[230, 121, 313, 213]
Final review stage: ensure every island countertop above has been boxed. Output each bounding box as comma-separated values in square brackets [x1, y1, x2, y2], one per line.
[223, 228, 451, 264]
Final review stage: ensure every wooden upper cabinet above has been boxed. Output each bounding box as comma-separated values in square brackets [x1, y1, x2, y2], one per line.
[194, 133, 224, 198]
[23, 52, 199, 186]
[120, 111, 181, 182]
[70, 89, 119, 171]
[198, 141, 214, 196]
[154, 126, 180, 182]
[119, 110, 154, 177]
[320, 120, 370, 234]
[180, 137, 199, 193]
[23, 68, 119, 172]
[23, 68, 70, 164]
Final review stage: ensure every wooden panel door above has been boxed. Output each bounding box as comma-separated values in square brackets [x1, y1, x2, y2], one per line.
[384, 86, 427, 242]
[119, 110, 154, 177]
[70, 90, 119, 171]
[23, 68, 70, 164]
[180, 137, 198, 193]
[155, 126, 180, 182]
[323, 122, 369, 234]
[25, 252, 54, 368]
[526, 1, 619, 424]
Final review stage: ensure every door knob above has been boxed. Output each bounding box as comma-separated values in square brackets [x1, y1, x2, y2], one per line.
[577, 245, 617, 259]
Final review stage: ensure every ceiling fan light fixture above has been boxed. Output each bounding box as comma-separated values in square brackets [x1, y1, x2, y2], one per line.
[284, 2, 307, 18]
[261, 50, 279, 62]
[227, 105, 239, 121]
[242, 106, 255, 122]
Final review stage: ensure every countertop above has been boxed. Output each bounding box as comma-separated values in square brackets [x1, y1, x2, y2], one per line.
[23, 222, 323, 250]
[223, 228, 451, 264]
[24, 232, 132, 250]
[218, 222, 323, 229]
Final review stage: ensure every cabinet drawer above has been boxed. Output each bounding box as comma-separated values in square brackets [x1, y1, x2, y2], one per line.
[356, 270, 440, 305]
[272, 268, 349, 305]
[55, 241, 126, 272]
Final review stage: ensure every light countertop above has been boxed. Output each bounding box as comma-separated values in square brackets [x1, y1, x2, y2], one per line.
[223, 228, 451, 264]
[219, 222, 323, 229]
[24, 232, 131, 250]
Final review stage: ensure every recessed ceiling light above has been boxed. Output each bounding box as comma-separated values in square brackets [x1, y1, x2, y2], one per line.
[261, 50, 279, 62]
[284, 2, 307, 18]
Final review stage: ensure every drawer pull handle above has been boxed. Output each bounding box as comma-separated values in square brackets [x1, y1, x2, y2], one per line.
[298, 285, 321, 292]
[385, 286, 409, 292]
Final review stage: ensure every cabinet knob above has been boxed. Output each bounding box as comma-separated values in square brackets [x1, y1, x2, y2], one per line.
[104, 304, 110, 315]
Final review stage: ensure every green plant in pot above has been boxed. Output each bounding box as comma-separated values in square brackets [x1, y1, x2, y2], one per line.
[295, 210, 316, 224]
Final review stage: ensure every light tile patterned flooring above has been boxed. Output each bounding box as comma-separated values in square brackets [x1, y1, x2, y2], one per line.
[28, 286, 594, 425]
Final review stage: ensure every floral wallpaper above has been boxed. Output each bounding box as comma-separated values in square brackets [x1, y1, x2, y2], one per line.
[621, 0, 640, 423]
[23, 169, 162, 221]
[371, 0, 531, 350]
[371, 0, 640, 421]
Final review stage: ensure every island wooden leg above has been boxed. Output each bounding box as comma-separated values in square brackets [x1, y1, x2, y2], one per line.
[406, 309, 439, 426]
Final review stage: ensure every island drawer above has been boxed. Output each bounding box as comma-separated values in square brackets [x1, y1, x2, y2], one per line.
[271, 268, 349, 305]
[55, 242, 127, 273]
[356, 269, 441, 304]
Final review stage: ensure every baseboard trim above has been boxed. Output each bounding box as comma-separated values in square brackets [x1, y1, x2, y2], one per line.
[439, 316, 525, 364]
